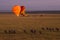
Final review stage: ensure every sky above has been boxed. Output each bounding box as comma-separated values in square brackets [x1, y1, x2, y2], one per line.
[0, 0, 60, 12]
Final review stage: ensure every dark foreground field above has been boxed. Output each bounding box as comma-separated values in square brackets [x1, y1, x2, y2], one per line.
[0, 13, 60, 40]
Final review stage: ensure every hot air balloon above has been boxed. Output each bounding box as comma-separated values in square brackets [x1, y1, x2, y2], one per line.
[12, 5, 21, 16]
[20, 6, 27, 16]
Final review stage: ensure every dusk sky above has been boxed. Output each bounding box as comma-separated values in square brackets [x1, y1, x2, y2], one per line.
[0, 0, 60, 12]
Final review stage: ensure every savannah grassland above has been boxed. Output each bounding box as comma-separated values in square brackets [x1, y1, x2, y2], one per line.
[0, 12, 60, 40]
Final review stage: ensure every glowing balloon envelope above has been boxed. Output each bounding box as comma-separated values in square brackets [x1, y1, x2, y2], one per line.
[12, 5, 21, 16]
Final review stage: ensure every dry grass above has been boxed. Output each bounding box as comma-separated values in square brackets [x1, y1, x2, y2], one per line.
[0, 13, 60, 40]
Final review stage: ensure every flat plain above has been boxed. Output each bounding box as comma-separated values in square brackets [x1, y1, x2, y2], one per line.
[0, 12, 60, 40]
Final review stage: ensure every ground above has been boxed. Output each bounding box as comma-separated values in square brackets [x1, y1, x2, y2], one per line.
[0, 13, 60, 40]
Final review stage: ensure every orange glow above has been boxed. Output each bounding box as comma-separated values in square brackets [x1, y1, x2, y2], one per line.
[12, 5, 21, 16]
[12, 5, 27, 16]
